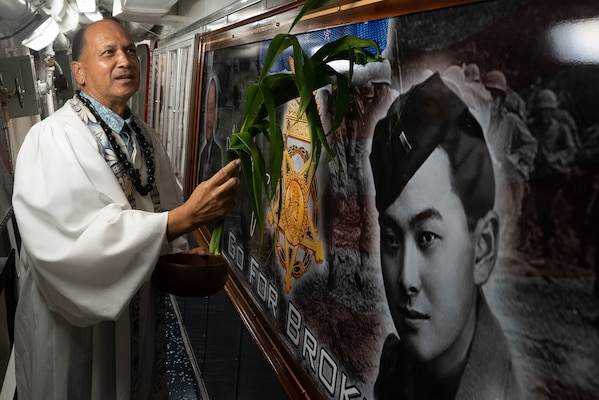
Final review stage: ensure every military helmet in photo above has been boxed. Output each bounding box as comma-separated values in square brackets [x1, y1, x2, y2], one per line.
[483, 70, 509, 93]
[369, 72, 495, 226]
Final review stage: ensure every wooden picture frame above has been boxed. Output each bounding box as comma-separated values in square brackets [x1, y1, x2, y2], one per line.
[186, 0, 599, 398]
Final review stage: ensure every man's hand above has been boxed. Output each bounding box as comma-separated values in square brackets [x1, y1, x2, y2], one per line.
[167, 159, 241, 242]
[185, 247, 209, 256]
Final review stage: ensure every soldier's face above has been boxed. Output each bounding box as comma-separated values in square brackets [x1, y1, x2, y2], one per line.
[379, 148, 478, 369]
[539, 108, 554, 126]
[205, 81, 217, 142]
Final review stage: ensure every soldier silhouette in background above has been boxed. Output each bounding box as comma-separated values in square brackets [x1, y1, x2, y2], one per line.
[483, 70, 537, 257]
[525, 88, 579, 258]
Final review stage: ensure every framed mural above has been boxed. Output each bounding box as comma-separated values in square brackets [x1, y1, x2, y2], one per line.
[187, 0, 599, 398]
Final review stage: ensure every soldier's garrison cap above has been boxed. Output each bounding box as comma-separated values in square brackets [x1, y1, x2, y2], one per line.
[370, 72, 495, 223]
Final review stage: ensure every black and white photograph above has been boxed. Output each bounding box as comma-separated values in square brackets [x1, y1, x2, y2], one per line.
[196, 1, 599, 398]
[2, 0, 598, 398]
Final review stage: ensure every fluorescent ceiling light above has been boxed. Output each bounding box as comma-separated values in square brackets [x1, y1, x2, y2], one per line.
[3, 0, 28, 20]
[548, 18, 599, 64]
[113, 0, 178, 16]
[21, 17, 61, 51]
[76, 0, 96, 13]
[84, 11, 104, 21]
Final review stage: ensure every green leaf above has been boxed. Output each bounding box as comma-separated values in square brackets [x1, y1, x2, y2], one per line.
[305, 97, 329, 166]
[262, 73, 300, 106]
[288, 36, 316, 120]
[260, 34, 292, 81]
[267, 124, 283, 201]
[232, 131, 268, 233]
[258, 82, 283, 201]
[313, 35, 381, 64]
[240, 84, 263, 133]
[329, 71, 350, 133]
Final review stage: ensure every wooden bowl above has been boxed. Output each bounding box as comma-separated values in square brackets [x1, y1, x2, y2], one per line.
[153, 253, 229, 297]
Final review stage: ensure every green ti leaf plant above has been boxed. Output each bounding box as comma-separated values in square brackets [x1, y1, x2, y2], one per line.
[209, 0, 382, 255]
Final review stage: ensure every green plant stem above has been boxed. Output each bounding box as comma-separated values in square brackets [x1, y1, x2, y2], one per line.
[209, 221, 224, 255]
[206, 0, 382, 256]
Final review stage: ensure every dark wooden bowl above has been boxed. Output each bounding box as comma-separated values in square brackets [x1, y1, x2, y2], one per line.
[153, 253, 229, 297]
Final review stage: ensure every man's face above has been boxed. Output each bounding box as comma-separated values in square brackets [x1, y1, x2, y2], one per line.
[205, 81, 217, 143]
[71, 20, 140, 114]
[379, 148, 478, 366]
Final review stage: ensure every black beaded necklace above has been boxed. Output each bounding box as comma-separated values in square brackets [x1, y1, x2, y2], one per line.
[76, 91, 156, 196]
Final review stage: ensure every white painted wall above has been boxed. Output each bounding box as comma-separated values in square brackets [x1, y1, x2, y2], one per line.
[175, 0, 237, 29]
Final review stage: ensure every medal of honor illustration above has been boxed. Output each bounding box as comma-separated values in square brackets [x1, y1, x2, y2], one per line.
[269, 92, 324, 293]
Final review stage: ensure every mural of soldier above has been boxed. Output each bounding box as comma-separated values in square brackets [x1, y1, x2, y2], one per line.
[370, 73, 521, 400]
[195, 2, 599, 398]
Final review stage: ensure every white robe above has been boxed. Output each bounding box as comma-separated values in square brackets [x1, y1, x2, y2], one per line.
[12, 102, 188, 400]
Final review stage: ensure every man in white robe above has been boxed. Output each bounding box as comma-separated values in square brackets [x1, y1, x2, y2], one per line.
[11, 19, 240, 399]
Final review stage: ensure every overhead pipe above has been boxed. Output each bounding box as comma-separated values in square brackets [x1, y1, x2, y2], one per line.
[0, 13, 43, 41]
[42, 44, 56, 116]
[0, 0, 30, 20]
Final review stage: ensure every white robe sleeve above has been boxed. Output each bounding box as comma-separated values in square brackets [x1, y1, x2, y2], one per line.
[12, 108, 182, 327]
